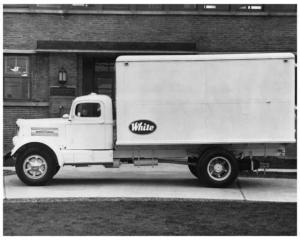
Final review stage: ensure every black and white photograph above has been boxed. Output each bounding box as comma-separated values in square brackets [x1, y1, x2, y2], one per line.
[1, 1, 298, 236]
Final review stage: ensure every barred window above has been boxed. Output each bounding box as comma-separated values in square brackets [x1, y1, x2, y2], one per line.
[4, 55, 30, 100]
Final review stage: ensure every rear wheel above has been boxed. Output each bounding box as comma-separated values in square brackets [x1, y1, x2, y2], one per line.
[197, 148, 238, 188]
[15, 148, 56, 186]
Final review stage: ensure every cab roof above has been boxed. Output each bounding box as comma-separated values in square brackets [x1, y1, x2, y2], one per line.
[73, 93, 112, 104]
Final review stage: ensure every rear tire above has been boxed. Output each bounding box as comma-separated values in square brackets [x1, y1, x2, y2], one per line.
[15, 148, 56, 186]
[197, 148, 238, 188]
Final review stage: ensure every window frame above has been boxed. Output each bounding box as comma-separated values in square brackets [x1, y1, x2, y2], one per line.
[72, 100, 104, 123]
[3, 54, 31, 101]
[75, 102, 102, 118]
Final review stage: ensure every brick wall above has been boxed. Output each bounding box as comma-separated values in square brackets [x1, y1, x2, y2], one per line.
[48, 53, 78, 117]
[49, 97, 74, 118]
[32, 54, 49, 101]
[3, 52, 78, 151]
[3, 13, 296, 52]
[3, 106, 49, 153]
[49, 53, 77, 87]
[3, 11, 297, 157]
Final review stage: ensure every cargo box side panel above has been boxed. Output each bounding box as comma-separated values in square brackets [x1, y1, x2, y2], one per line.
[116, 56, 295, 145]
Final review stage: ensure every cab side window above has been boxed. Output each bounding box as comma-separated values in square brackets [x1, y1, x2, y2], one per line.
[75, 103, 101, 117]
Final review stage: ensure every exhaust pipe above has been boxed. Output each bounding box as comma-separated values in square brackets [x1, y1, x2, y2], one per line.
[134, 159, 158, 166]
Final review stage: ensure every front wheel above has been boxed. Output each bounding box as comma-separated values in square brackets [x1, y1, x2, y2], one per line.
[15, 148, 56, 186]
[197, 149, 238, 188]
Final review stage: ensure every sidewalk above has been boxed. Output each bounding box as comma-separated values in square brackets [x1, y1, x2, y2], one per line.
[3, 164, 297, 202]
[3, 166, 297, 173]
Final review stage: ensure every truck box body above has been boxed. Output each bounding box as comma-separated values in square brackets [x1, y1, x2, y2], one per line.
[116, 53, 295, 145]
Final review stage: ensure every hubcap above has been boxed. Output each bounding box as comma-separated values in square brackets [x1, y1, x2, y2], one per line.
[214, 163, 223, 173]
[23, 155, 48, 180]
[207, 156, 231, 181]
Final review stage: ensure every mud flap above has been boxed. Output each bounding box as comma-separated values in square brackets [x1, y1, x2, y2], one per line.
[238, 158, 260, 171]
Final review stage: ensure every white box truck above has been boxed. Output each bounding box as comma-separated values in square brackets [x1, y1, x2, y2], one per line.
[10, 53, 296, 187]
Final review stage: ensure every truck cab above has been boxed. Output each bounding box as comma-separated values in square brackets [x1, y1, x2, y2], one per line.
[66, 93, 113, 150]
[11, 93, 114, 186]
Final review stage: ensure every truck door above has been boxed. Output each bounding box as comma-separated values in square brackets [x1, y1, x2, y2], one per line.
[66, 101, 110, 150]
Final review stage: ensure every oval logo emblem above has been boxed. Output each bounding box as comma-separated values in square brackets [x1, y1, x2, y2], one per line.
[129, 120, 157, 134]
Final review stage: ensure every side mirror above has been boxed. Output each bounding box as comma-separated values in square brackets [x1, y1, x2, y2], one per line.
[62, 114, 69, 119]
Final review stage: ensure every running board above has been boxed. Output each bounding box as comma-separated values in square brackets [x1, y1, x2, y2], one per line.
[65, 158, 188, 168]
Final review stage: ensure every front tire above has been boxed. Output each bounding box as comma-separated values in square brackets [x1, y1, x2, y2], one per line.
[15, 148, 56, 186]
[197, 148, 238, 188]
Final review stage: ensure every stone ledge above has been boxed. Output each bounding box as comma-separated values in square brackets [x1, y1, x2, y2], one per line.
[3, 8, 297, 17]
[4, 101, 49, 107]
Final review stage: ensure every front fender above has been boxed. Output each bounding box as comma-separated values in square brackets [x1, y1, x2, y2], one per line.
[11, 136, 64, 167]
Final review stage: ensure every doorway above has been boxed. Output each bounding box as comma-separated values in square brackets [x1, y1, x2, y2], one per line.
[94, 60, 115, 99]
[83, 57, 115, 96]
[82, 56, 116, 118]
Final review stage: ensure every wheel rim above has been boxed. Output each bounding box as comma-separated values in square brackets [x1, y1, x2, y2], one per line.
[23, 155, 48, 180]
[207, 156, 232, 181]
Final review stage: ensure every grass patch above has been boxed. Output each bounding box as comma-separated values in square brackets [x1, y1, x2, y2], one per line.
[3, 200, 296, 236]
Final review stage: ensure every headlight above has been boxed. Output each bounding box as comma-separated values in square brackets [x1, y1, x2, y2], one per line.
[12, 136, 18, 146]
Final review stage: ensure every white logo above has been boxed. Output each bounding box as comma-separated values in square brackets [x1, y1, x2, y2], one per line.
[129, 120, 156, 134]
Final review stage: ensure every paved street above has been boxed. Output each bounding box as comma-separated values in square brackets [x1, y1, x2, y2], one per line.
[3, 164, 297, 202]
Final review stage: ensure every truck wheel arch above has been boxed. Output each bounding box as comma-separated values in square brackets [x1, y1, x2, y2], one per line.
[197, 145, 238, 159]
[13, 142, 60, 168]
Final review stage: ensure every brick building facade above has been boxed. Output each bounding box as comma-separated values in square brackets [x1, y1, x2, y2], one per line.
[3, 4, 297, 154]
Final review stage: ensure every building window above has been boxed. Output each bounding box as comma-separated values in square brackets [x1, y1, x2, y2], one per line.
[232, 4, 263, 11]
[202, 4, 230, 11]
[102, 4, 130, 10]
[4, 55, 30, 100]
[135, 4, 163, 11]
[166, 4, 198, 11]
[204, 4, 217, 10]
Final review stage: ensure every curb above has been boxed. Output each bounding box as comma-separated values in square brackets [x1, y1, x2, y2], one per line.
[3, 197, 297, 204]
[3, 167, 15, 171]
[257, 168, 296, 173]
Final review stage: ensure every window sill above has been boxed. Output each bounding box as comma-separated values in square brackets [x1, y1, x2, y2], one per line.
[4, 101, 49, 107]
